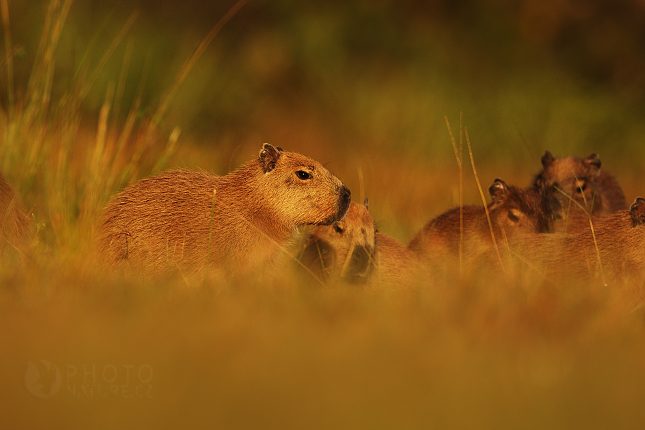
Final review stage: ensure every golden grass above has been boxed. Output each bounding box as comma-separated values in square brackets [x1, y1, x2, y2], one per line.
[2, 2, 645, 429]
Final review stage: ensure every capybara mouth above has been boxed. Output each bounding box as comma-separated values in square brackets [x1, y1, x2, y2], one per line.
[336, 185, 351, 221]
[343, 245, 374, 285]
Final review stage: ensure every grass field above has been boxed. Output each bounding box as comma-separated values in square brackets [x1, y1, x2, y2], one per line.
[3, 1, 645, 428]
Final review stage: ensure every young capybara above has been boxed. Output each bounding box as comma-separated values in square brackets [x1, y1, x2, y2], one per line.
[0, 173, 29, 252]
[98, 143, 351, 277]
[298, 199, 424, 287]
[408, 178, 552, 267]
[500, 197, 645, 285]
[532, 151, 626, 231]
[298, 199, 376, 285]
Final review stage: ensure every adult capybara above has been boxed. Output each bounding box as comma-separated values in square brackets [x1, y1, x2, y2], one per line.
[298, 199, 424, 287]
[0, 173, 29, 252]
[500, 197, 645, 285]
[99, 143, 351, 277]
[532, 151, 626, 231]
[408, 178, 551, 267]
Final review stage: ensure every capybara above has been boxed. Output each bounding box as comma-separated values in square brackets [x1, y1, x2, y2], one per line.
[298, 199, 424, 287]
[99, 143, 351, 277]
[298, 199, 376, 285]
[500, 197, 645, 285]
[408, 178, 552, 267]
[0, 173, 29, 252]
[532, 151, 626, 231]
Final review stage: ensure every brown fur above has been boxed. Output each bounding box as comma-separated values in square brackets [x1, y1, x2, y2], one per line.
[298, 200, 424, 287]
[0, 173, 29, 252]
[532, 151, 627, 231]
[501, 197, 645, 285]
[98, 144, 351, 277]
[408, 178, 551, 266]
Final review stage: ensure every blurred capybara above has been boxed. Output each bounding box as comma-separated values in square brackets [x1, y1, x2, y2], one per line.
[0, 173, 29, 252]
[298, 199, 424, 287]
[408, 178, 551, 266]
[532, 151, 626, 230]
[501, 197, 645, 285]
[99, 143, 351, 277]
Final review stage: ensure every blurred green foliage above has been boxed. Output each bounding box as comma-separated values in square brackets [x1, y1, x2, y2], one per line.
[4, 0, 645, 166]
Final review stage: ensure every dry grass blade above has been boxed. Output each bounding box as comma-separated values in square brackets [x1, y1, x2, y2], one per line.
[153, 0, 251, 126]
[1, 0, 14, 118]
[26, 0, 73, 115]
[553, 184, 607, 285]
[445, 115, 464, 274]
[78, 11, 139, 101]
[465, 128, 506, 275]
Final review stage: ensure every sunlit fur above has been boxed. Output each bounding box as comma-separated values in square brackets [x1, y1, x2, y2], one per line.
[0, 173, 29, 253]
[98, 144, 351, 277]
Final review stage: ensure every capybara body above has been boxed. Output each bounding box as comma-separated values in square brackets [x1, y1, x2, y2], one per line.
[408, 178, 551, 266]
[500, 197, 645, 285]
[0, 173, 29, 251]
[533, 151, 626, 231]
[99, 144, 351, 277]
[299, 200, 423, 287]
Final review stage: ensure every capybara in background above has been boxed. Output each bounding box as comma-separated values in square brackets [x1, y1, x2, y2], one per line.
[99, 143, 351, 277]
[532, 151, 626, 231]
[0, 173, 29, 252]
[500, 197, 645, 285]
[298, 199, 424, 287]
[408, 178, 551, 267]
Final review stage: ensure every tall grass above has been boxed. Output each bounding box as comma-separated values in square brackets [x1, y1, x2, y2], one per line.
[0, 0, 255, 255]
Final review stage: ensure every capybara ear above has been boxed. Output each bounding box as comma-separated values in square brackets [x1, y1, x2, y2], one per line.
[630, 197, 645, 227]
[364, 197, 369, 211]
[583, 153, 601, 174]
[259, 143, 281, 173]
[489, 178, 509, 204]
[541, 150, 555, 168]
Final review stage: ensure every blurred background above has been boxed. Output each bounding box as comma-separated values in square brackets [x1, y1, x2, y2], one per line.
[5, 0, 645, 238]
[4, 3, 645, 428]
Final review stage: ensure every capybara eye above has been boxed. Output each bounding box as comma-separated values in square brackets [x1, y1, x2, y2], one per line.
[576, 184, 586, 193]
[295, 170, 312, 180]
[333, 224, 344, 234]
[507, 210, 520, 222]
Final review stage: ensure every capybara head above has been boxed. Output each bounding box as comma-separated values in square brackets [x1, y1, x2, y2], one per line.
[533, 150, 602, 213]
[488, 178, 552, 237]
[256, 143, 351, 227]
[299, 199, 375, 284]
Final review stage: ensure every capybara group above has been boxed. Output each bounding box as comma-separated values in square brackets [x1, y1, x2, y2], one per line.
[93, 143, 645, 289]
[408, 178, 552, 266]
[98, 143, 351, 277]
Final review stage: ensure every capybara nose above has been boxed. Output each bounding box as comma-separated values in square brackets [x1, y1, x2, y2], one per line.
[337, 185, 351, 221]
